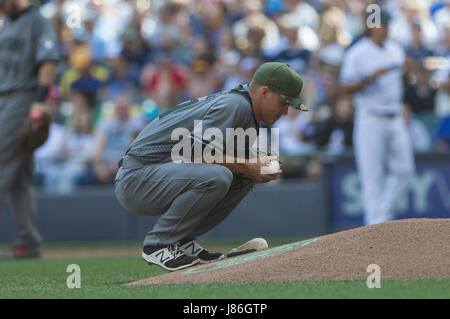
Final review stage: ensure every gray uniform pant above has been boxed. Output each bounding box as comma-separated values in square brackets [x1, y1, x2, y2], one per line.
[114, 158, 254, 246]
[0, 91, 42, 248]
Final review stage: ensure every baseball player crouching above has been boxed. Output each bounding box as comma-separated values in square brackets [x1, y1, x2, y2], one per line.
[114, 62, 308, 271]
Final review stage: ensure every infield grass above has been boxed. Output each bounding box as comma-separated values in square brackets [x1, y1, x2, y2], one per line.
[0, 255, 449, 299]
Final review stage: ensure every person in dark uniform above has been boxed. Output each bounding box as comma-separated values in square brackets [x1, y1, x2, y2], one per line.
[0, 0, 59, 259]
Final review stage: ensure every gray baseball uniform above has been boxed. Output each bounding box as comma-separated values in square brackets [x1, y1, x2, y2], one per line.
[0, 6, 59, 250]
[114, 84, 258, 246]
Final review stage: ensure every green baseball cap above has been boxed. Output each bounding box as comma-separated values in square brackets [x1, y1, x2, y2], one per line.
[253, 62, 308, 111]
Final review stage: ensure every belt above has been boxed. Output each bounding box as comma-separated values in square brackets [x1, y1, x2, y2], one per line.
[370, 112, 399, 119]
[118, 155, 147, 169]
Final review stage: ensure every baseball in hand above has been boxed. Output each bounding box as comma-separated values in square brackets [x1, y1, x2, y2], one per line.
[267, 160, 280, 171]
[261, 160, 280, 174]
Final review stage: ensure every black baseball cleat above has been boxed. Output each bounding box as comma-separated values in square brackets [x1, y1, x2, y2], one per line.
[179, 239, 225, 264]
[142, 243, 199, 271]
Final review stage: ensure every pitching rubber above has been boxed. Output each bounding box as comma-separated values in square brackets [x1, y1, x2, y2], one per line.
[226, 238, 268, 258]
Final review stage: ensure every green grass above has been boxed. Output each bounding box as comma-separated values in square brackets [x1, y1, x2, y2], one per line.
[0, 255, 449, 299]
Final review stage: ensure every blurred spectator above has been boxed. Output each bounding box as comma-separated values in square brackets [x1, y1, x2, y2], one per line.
[305, 153, 323, 181]
[232, 0, 280, 58]
[223, 56, 260, 91]
[191, 36, 217, 67]
[186, 35, 222, 97]
[62, 109, 96, 188]
[24, 0, 450, 190]
[104, 54, 140, 100]
[404, 63, 438, 136]
[433, 68, 450, 117]
[194, 1, 229, 53]
[404, 65, 437, 114]
[434, 114, 450, 151]
[432, 0, 450, 41]
[307, 68, 340, 121]
[44, 92, 96, 192]
[34, 86, 66, 188]
[120, 23, 152, 73]
[403, 105, 432, 152]
[188, 65, 223, 99]
[267, 13, 311, 74]
[388, 0, 438, 47]
[264, 0, 286, 17]
[405, 19, 435, 62]
[141, 55, 188, 110]
[275, 107, 316, 179]
[313, 94, 354, 155]
[317, 4, 358, 50]
[275, 107, 316, 156]
[142, 2, 182, 57]
[434, 22, 450, 57]
[78, 95, 145, 186]
[284, 0, 320, 31]
[215, 26, 242, 80]
[89, 0, 134, 60]
[59, 42, 108, 99]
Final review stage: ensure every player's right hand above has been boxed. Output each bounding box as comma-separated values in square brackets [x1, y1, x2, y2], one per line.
[370, 68, 389, 81]
[20, 102, 51, 153]
[242, 156, 282, 183]
[29, 102, 50, 131]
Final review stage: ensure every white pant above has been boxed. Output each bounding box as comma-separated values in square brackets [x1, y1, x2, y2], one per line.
[354, 111, 415, 225]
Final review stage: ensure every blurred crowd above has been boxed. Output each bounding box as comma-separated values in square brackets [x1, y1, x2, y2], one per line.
[25, 0, 450, 191]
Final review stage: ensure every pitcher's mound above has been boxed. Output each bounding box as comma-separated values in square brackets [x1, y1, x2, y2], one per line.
[128, 218, 450, 285]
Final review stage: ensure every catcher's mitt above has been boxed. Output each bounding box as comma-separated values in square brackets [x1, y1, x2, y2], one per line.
[20, 107, 51, 153]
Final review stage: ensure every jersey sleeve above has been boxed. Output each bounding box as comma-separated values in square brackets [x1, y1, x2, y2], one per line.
[339, 49, 360, 84]
[394, 41, 406, 66]
[190, 95, 252, 155]
[34, 14, 60, 65]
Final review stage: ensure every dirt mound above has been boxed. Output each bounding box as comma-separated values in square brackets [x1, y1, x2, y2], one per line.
[129, 218, 450, 285]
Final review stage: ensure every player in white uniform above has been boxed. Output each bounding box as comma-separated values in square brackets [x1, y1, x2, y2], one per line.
[339, 12, 415, 225]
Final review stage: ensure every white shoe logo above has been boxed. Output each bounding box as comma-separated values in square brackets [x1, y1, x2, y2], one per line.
[184, 242, 202, 256]
[154, 250, 171, 263]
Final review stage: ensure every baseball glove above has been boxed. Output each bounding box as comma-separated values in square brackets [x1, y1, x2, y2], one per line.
[20, 107, 51, 153]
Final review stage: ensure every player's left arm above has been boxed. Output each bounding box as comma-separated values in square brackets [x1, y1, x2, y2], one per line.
[29, 62, 57, 127]
[29, 12, 60, 129]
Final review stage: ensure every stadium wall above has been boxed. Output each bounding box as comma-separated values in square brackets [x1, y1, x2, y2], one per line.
[1, 153, 449, 243]
[0, 180, 329, 243]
